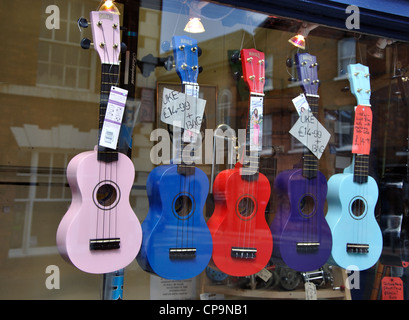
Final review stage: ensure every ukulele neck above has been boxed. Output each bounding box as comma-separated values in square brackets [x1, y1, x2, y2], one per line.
[241, 93, 264, 181]
[98, 63, 120, 163]
[353, 154, 369, 184]
[175, 82, 200, 176]
[302, 94, 319, 179]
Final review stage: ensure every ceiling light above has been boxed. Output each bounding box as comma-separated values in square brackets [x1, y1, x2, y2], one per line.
[184, 17, 205, 33]
[288, 22, 318, 50]
[97, 0, 120, 14]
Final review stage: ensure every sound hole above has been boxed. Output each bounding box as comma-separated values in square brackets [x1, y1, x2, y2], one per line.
[299, 195, 315, 217]
[93, 181, 120, 210]
[96, 184, 117, 207]
[237, 197, 255, 218]
[174, 195, 193, 218]
[351, 198, 366, 218]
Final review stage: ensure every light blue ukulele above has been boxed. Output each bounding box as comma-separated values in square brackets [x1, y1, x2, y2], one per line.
[326, 63, 382, 271]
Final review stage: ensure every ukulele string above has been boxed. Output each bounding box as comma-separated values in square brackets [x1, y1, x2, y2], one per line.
[99, 20, 120, 242]
[251, 55, 264, 252]
[303, 59, 318, 248]
[302, 62, 310, 247]
[237, 51, 249, 252]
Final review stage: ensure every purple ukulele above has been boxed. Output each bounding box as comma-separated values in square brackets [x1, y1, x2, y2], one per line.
[56, 11, 142, 274]
[269, 53, 332, 272]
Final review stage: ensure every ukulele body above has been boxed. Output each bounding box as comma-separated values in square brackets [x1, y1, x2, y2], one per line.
[208, 164, 272, 276]
[56, 148, 142, 274]
[326, 165, 382, 270]
[136, 164, 212, 280]
[270, 168, 332, 272]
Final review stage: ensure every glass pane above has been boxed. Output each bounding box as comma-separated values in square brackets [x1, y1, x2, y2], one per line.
[2, 0, 409, 301]
[50, 44, 65, 64]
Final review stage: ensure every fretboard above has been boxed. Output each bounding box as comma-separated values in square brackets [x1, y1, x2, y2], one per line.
[176, 82, 199, 176]
[98, 63, 120, 163]
[353, 154, 369, 184]
[241, 94, 263, 181]
[302, 94, 319, 179]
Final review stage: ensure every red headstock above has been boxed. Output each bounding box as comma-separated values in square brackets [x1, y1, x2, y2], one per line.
[240, 49, 265, 95]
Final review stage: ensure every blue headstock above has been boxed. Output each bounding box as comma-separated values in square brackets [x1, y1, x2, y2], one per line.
[347, 63, 371, 106]
[295, 53, 320, 96]
[172, 36, 199, 84]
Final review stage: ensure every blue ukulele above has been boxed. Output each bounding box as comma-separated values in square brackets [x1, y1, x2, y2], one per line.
[326, 63, 383, 271]
[136, 36, 212, 280]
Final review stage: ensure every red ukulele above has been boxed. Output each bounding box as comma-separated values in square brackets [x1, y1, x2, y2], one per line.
[207, 49, 273, 276]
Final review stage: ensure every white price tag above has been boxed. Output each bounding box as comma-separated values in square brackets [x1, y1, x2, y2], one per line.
[256, 268, 272, 282]
[99, 86, 128, 150]
[249, 96, 264, 151]
[292, 93, 311, 115]
[161, 87, 206, 134]
[289, 109, 330, 159]
[305, 282, 317, 300]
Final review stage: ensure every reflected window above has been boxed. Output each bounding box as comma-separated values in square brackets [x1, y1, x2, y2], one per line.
[337, 37, 356, 78]
[37, 0, 97, 90]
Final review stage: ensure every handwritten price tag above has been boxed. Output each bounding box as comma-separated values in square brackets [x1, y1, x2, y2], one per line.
[161, 87, 206, 134]
[382, 277, 403, 300]
[352, 105, 372, 155]
[289, 109, 330, 159]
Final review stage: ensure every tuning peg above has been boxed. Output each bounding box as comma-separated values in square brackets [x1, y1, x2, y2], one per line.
[194, 46, 202, 57]
[77, 17, 89, 29]
[198, 66, 203, 74]
[288, 76, 297, 82]
[233, 71, 242, 81]
[311, 62, 320, 71]
[121, 42, 127, 54]
[341, 86, 350, 92]
[231, 52, 241, 64]
[286, 57, 295, 68]
[80, 38, 92, 50]
[161, 56, 174, 71]
[161, 41, 171, 52]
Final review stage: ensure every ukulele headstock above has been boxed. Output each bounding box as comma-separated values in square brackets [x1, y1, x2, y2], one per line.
[172, 36, 200, 84]
[89, 11, 121, 65]
[240, 48, 265, 95]
[347, 63, 371, 106]
[295, 53, 320, 96]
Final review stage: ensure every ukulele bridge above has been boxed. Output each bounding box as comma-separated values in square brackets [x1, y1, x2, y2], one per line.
[231, 247, 257, 259]
[296, 242, 320, 253]
[169, 248, 196, 259]
[89, 238, 120, 250]
[346, 243, 369, 254]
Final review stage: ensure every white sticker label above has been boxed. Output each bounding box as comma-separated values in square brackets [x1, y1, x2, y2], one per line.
[289, 109, 330, 159]
[99, 86, 128, 149]
[305, 282, 317, 300]
[249, 96, 264, 151]
[161, 87, 206, 135]
[256, 268, 272, 282]
[292, 93, 311, 115]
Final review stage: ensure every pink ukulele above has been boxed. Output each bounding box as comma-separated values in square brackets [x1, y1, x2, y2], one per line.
[56, 11, 142, 274]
